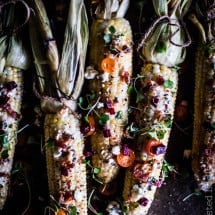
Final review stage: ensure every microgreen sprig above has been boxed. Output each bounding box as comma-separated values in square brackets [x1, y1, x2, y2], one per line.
[182, 188, 202, 202]
[128, 75, 145, 103]
[82, 159, 103, 184]
[46, 195, 78, 215]
[88, 189, 103, 215]
[161, 160, 177, 180]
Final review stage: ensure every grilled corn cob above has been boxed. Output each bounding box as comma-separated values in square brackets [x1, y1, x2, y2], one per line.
[121, 1, 191, 214]
[189, 1, 215, 192]
[29, 0, 89, 214]
[85, 0, 133, 184]
[0, 5, 30, 209]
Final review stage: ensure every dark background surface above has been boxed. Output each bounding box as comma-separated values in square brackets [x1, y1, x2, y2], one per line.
[1, 0, 214, 214]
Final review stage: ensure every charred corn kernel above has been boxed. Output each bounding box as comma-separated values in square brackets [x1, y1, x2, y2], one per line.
[0, 3, 30, 208]
[192, 44, 215, 192]
[122, 64, 178, 215]
[44, 107, 87, 214]
[189, 2, 215, 192]
[29, 0, 88, 214]
[121, 0, 191, 214]
[0, 67, 24, 209]
[87, 16, 133, 183]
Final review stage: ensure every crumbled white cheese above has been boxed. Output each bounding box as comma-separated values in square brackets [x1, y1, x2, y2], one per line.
[152, 64, 160, 74]
[111, 145, 120, 155]
[100, 72, 109, 82]
[74, 189, 84, 202]
[131, 183, 148, 201]
[53, 148, 62, 159]
[85, 66, 98, 79]
[106, 201, 122, 215]
[97, 102, 104, 109]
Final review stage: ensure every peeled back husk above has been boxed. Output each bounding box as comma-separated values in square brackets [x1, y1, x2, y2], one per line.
[56, 0, 89, 99]
[142, 21, 186, 67]
[142, 0, 192, 67]
[94, 0, 130, 19]
[5, 36, 31, 70]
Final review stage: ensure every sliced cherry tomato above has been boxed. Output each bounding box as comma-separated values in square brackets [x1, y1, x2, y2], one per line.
[145, 139, 165, 156]
[56, 208, 67, 215]
[86, 115, 96, 136]
[101, 57, 115, 73]
[117, 148, 135, 167]
[81, 115, 95, 136]
[133, 163, 153, 182]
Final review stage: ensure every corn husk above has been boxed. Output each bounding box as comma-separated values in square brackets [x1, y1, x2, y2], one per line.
[56, 0, 88, 99]
[30, 0, 88, 105]
[30, 0, 59, 73]
[29, 17, 58, 99]
[0, 6, 30, 70]
[140, 0, 192, 67]
[93, 0, 130, 19]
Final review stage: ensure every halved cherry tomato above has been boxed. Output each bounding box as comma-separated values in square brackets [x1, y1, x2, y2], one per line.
[116, 148, 135, 167]
[101, 57, 115, 73]
[86, 115, 95, 136]
[81, 115, 95, 136]
[145, 139, 165, 157]
[133, 163, 153, 182]
[56, 208, 67, 215]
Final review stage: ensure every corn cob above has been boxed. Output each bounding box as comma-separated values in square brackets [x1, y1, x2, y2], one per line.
[84, 0, 133, 184]
[0, 4, 30, 209]
[29, 0, 89, 214]
[121, 1, 192, 214]
[189, 1, 215, 192]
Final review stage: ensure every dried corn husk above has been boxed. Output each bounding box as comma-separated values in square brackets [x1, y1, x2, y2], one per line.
[140, 0, 191, 67]
[56, 0, 89, 99]
[30, 0, 59, 73]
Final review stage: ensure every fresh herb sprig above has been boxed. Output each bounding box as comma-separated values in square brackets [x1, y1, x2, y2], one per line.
[82, 159, 104, 184]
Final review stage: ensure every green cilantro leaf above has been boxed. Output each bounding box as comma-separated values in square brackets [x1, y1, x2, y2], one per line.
[69, 206, 77, 215]
[46, 138, 55, 149]
[1, 150, 9, 159]
[164, 79, 174, 89]
[116, 111, 123, 119]
[156, 130, 166, 140]
[127, 85, 135, 94]
[93, 167, 101, 174]
[98, 114, 109, 126]
[109, 25, 116, 34]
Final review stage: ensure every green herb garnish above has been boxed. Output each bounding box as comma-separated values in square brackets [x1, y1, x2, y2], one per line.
[116, 111, 123, 119]
[182, 188, 202, 202]
[45, 138, 55, 149]
[68, 206, 78, 215]
[98, 114, 109, 126]
[161, 160, 177, 179]
[82, 159, 103, 184]
[156, 130, 166, 140]
[164, 79, 174, 89]
[109, 25, 116, 34]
